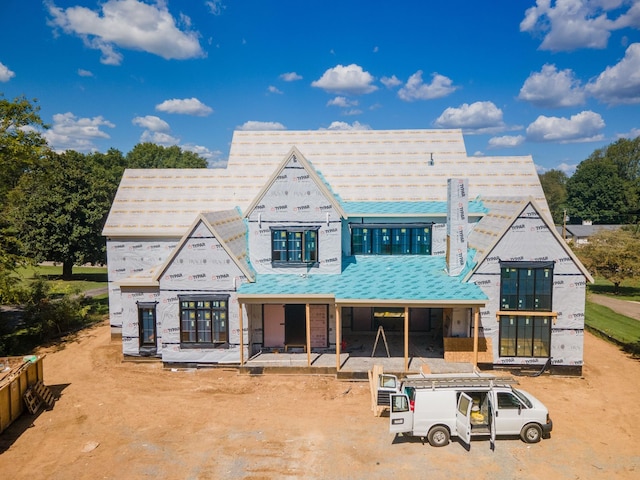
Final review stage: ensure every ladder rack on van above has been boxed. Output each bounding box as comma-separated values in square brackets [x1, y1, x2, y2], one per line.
[401, 374, 519, 390]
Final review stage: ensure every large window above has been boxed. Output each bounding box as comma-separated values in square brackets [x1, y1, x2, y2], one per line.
[137, 302, 157, 348]
[500, 263, 553, 311]
[272, 228, 318, 265]
[351, 225, 431, 255]
[499, 261, 553, 358]
[179, 295, 228, 346]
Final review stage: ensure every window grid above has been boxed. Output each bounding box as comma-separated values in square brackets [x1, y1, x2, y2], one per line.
[352, 226, 432, 255]
[180, 297, 228, 345]
[272, 228, 319, 265]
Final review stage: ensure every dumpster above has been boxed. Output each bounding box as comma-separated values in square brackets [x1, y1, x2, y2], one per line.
[0, 355, 45, 434]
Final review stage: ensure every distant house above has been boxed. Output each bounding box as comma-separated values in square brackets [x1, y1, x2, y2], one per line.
[103, 129, 593, 375]
[557, 224, 623, 245]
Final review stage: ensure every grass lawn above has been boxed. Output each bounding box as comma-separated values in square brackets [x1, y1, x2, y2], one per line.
[15, 264, 108, 297]
[588, 276, 640, 301]
[585, 301, 640, 345]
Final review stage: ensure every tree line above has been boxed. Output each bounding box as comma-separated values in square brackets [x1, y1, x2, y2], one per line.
[0, 95, 207, 292]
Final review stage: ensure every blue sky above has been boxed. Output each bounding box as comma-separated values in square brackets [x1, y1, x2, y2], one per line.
[1, 1, 639, 172]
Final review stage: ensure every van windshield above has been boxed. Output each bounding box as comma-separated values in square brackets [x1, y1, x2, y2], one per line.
[512, 388, 533, 408]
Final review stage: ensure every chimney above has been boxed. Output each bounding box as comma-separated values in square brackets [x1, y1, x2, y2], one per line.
[446, 178, 468, 276]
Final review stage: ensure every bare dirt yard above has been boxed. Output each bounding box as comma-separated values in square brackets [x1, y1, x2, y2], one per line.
[1, 319, 639, 480]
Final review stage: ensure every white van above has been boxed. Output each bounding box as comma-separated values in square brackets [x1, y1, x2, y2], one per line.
[379, 373, 552, 449]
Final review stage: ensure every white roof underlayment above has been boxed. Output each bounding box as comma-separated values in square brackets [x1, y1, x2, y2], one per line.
[103, 129, 550, 237]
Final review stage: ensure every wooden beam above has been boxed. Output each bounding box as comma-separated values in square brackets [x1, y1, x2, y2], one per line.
[404, 306, 409, 372]
[306, 303, 311, 367]
[239, 302, 244, 366]
[473, 307, 479, 368]
[335, 304, 342, 372]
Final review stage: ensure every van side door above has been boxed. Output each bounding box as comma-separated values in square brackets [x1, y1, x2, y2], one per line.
[494, 391, 526, 435]
[389, 394, 413, 434]
[456, 392, 473, 448]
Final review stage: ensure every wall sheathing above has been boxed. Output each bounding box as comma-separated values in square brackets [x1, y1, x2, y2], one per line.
[156, 220, 249, 364]
[246, 155, 342, 275]
[105, 238, 178, 335]
[446, 178, 469, 275]
[469, 204, 587, 368]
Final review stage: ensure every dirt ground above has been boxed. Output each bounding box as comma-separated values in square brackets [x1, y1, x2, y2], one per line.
[1, 320, 639, 480]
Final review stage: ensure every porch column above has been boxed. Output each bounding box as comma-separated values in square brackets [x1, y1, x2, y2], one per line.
[473, 307, 479, 368]
[306, 303, 311, 366]
[239, 301, 244, 366]
[404, 306, 409, 372]
[335, 304, 342, 372]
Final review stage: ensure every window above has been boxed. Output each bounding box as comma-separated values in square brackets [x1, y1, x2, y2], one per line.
[272, 228, 318, 265]
[351, 225, 432, 255]
[500, 263, 553, 311]
[138, 302, 157, 348]
[499, 262, 554, 358]
[179, 295, 229, 346]
[497, 392, 523, 409]
[499, 315, 551, 357]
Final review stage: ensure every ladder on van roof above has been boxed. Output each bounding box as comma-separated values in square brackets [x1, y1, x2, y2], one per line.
[401, 374, 519, 390]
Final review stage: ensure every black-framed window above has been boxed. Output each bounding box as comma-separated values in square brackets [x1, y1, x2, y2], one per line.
[351, 225, 432, 255]
[500, 262, 553, 311]
[179, 295, 229, 346]
[138, 302, 157, 348]
[499, 315, 551, 358]
[271, 228, 318, 265]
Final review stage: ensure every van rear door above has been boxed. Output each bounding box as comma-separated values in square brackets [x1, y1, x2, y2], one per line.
[389, 394, 413, 434]
[456, 392, 473, 447]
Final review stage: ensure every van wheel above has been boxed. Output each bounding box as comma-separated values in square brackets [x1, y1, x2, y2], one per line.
[521, 423, 542, 443]
[427, 426, 450, 447]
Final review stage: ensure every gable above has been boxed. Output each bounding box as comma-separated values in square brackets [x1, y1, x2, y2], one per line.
[468, 201, 593, 281]
[244, 147, 345, 222]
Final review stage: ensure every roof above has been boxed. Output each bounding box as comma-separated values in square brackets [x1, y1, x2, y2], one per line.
[103, 129, 549, 237]
[560, 224, 623, 238]
[238, 255, 488, 305]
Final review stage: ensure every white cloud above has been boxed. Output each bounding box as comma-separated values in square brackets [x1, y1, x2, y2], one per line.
[398, 71, 457, 101]
[327, 96, 358, 108]
[311, 64, 377, 95]
[324, 121, 371, 131]
[518, 64, 586, 107]
[526, 110, 605, 143]
[520, 0, 640, 52]
[488, 135, 526, 148]
[139, 130, 179, 146]
[238, 121, 286, 131]
[380, 75, 402, 88]
[182, 144, 226, 167]
[45, 0, 204, 65]
[132, 115, 170, 132]
[44, 112, 114, 152]
[536, 161, 579, 176]
[434, 101, 506, 133]
[155, 97, 213, 116]
[0, 61, 15, 82]
[267, 85, 283, 94]
[280, 72, 302, 81]
[205, 0, 225, 15]
[616, 127, 640, 139]
[77, 68, 93, 77]
[586, 42, 640, 104]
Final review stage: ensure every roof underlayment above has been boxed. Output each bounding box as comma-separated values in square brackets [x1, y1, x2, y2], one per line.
[103, 129, 549, 237]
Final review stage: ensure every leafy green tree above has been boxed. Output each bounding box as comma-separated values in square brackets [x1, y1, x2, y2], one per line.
[539, 169, 568, 224]
[566, 155, 637, 224]
[6, 150, 116, 279]
[126, 142, 207, 168]
[575, 228, 640, 293]
[0, 95, 49, 203]
[566, 137, 640, 224]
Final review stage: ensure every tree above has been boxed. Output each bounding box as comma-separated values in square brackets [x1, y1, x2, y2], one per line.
[539, 169, 568, 224]
[126, 143, 207, 168]
[565, 155, 637, 224]
[575, 228, 640, 293]
[0, 95, 49, 204]
[6, 150, 117, 279]
[566, 137, 640, 225]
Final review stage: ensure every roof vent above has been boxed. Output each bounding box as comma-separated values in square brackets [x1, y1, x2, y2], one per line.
[428, 153, 435, 166]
